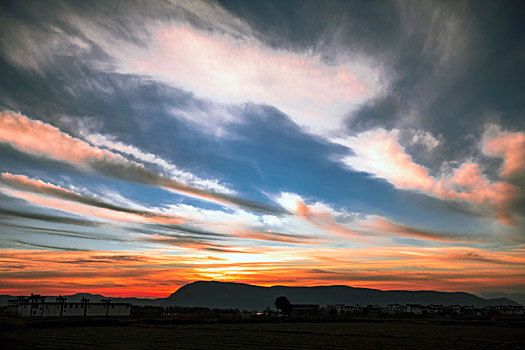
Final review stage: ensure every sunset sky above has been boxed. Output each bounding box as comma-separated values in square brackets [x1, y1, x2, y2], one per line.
[0, 0, 524, 299]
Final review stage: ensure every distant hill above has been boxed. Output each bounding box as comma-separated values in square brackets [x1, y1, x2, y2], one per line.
[480, 291, 525, 306]
[1, 281, 520, 310]
[0, 293, 166, 307]
[163, 281, 521, 310]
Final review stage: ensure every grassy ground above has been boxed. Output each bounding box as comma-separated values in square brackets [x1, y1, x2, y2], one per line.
[2, 319, 525, 349]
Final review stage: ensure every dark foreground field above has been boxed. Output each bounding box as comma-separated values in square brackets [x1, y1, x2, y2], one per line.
[3, 319, 525, 350]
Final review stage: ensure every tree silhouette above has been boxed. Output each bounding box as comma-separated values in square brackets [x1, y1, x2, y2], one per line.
[274, 296, 293, 314]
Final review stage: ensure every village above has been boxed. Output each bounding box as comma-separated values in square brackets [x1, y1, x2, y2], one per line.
[328, 303, 525, 318]
[5, 294, 131, 318]
[3, 294, 524, 350]
[3, 293, 524, 320]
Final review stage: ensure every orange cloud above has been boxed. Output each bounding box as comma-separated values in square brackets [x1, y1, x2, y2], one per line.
[234, 229, 317, 244]
[276, 192, 487, 243]
[0, 111, 283, 214]
[366, 216, 486, 243]
[0, 173, 184, 225]
[440, 163, 518, 225]
[296, 205, 367, 240]
[0, 110, 114, 164]
[1, 188, 154, 224]
[335, 129, 520, 225]
[483, 128, 525, 177]
[335, 129, 434, 192]
[450, 163, 481, 188]
[275, 193, 366, 240]
[122, 24, 383, 135]
[2, 246, 525, 297]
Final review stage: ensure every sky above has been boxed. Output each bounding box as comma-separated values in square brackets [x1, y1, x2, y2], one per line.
[0, 0, 524, 299]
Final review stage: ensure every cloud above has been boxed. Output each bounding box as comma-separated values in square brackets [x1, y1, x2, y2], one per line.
[397, 0, 473, 72]
[449, 251, 525, 266]
[274, 192, 366, 239]
[8, 240, 91, 252]
[0, 173, 322, 249]
[2, 0, 525, 297]
[408, 129, 441, 151]
[0, 206, 103, 227]
[138, 223, 227, 239]
[275, 191, 490, 244]
[0, 172, 183, 224]
[43, 0, 386, 136]
[334, 129, 434, 191]
[445, 163, 518, 225]
[168, 102, 241, 138]
[234, 229, 317, 244]
[0, 172, 320, 249]
[334, 128, 520, 225]
[83, 132, 235, 194]
[482, 124, 525, 177]
[115, 23, 384, 135]
[1, 183, 307, 248]
[1, 187, 173, 226]
[2, 243, 525, 296]
[0, 5, 91, 72]
[0, 222, 122, 242]
[0, 189, 263, 251]
[365, 217, 488, 243]
[139, 235, 248, 253]
[0, 1, 389, 138]
[0, 110, 284, 215]
[58, 255, 147, 264]
[0, 110, 115, 164]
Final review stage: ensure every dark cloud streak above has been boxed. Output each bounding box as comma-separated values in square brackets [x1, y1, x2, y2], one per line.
[7, 239, 91, 252]
[0, 207, 103, 227]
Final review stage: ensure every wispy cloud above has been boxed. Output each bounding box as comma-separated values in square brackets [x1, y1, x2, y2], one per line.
[116, 24, 385, 135]
[449, 251, 525, 266]
[8, 240, 91, 252]
[0, 206, 103, 227]
[0, 110, 115, 164]
[83, 132, 235, 194]
[274, 192, 484, 244]
[2, 245, 524, 296]
[482, 124, 525, 177]
[0, 110, 283, 214]
[364, 217, 488, 243]
[334, 129, 435, 191]
[274, 192, 366, 239]
[233, 229, 318, 244]
[1, 0, 524, 297]
[334, 127, 521, 225]
[38, 0, 387, 136]
[0, 172, 183, 224]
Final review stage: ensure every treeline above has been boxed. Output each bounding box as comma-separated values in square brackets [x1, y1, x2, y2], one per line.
[131, 305, 255, 319]
[165, 306, 243, 315]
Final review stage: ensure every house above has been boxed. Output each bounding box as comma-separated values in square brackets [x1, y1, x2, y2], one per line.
[405, 304, 422, 315]
[449, 305, 461, 314]
[423, 305, 444, 315]
[493, 305, 525, 316]
[334, 304, 346, 314]
[366, 305, 380, 316]
[349, 305, 366, 314]
[291, 304, 320, 315]
[386, 304, 404, 314]
[7, 294, 131, 317]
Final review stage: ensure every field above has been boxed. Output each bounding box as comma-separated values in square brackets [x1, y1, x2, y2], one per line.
[2, 319, 525, 349]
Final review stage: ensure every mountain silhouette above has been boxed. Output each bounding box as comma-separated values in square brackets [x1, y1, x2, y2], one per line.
[1, 281, 520, 310]
[0, 293, 165, 307]
[163, 281, 520, 310]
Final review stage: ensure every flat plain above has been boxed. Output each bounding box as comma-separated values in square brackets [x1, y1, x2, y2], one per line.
[3, 319, 525, 349]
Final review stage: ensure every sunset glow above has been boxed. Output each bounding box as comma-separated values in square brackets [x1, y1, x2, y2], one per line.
[0, 0, 524, 300]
